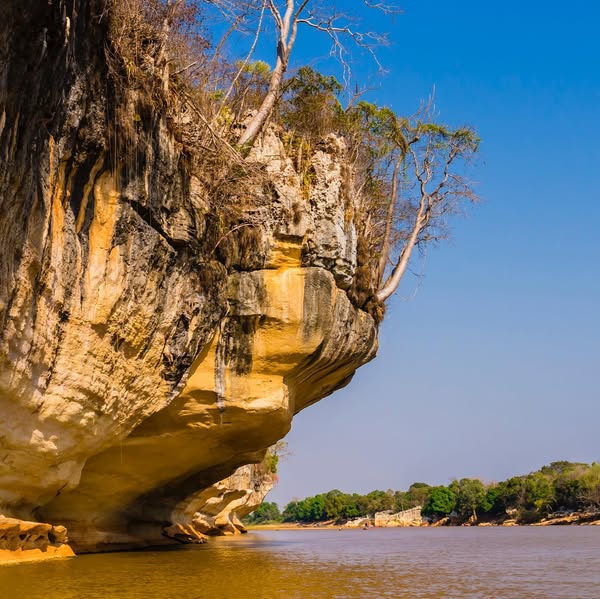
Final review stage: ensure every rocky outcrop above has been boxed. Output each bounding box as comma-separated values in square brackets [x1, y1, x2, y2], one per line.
[374, 507, 423, 527]
[0, 1, 378, 557]
[343, 517, 372, 529]
[164, 463, 276, 542]
[530, 511, 600, 526]
[0, 516, 74, 563]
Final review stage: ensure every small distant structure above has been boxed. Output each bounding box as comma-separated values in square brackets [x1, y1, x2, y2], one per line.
[374, 506, 422, 527]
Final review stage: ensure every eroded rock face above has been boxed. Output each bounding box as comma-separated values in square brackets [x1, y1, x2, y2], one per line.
[0, 0, 378, 555]
[164, 463, 276, 542]
[39, 260, 375, 552]
[373, 507, 423, 528]
[0, 516, 74, 563]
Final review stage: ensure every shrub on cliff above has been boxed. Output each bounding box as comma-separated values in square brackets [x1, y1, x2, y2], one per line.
[103, 0, 480, 322]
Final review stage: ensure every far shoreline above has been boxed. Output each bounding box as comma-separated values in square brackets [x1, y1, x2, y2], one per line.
[246, 515, 600, 531]
[247, 523, 600, 529]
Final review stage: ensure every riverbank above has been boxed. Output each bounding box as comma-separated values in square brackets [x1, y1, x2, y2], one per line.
[2, 511, 598, 566]
[0, 545, 74, 565]
[247, 510, 600, 530]
[245, 523, 335, 530]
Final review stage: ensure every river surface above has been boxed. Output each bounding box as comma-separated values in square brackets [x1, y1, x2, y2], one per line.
[1, 527, 599, 598]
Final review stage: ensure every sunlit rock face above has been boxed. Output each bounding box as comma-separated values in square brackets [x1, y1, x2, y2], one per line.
[40, 259, 376, 552]
[0, 516, 74, 563]
[0, 0, 378, 554]
[163, 464, 277, 543]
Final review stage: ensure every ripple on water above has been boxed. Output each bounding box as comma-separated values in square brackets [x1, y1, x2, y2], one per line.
[0, 527, 599, 598]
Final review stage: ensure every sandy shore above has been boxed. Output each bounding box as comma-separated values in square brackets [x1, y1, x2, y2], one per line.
[245, 523, 340, 531]
[246, 515, 600, 530]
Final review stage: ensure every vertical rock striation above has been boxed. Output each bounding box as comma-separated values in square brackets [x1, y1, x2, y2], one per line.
[0, 0, 378, 556]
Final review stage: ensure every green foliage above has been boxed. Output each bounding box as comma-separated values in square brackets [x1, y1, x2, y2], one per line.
[450, 478, 486, 518]
[422, 487, 456, 517]
[393, 483, 432, 512]
[281, 66, 344, 143]
[240, 60, 271, 76]
[266, 452, 279, 474]
[480, 485, 503, 514]
[489, 472, 555, 516]
[252, 461, 600, 526]
[351, 101, 409, 156]
[553, 477, 583, 510]
[287, 66, 342, 96]
[106, 1, 479, 319]
[261, 441, 289, 475]
[244, 501, 281, 524]
[477, 461, 599, 521]
[229, 60, 272, 114]
[363, 490, 392, 514]
[525, 473, 554, 512]
[576, 463, 600, 509]
[406, 482, 432, 505]
[281, 489, 392, 523]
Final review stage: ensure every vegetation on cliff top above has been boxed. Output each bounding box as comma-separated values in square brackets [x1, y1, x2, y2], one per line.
[105, 0, 479, 320]
[244, 461, 600, 524]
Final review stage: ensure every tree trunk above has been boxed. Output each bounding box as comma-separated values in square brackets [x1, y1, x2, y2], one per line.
[238, 0, 300, 147]
[375, 201, 427, 303]
[238, 46, 286, 147]
[377, 156, 402, 285]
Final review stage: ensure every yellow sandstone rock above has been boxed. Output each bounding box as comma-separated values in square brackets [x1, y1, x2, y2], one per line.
[0, 2, 378, 559]
[0, 516, 74, 563]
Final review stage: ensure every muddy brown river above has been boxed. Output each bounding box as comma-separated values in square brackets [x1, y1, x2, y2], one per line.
[1, 527, 599, 598]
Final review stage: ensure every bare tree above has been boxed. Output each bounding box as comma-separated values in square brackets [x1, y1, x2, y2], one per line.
[237, 0, 399, 146]
[105, 1, 479, 322]
[375, 120, 479, 303]
[115, 0, 397, 146]
[156, 0, 185, 94]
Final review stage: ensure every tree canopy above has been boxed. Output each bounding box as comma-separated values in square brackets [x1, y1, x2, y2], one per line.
[246, 462, 600, 525]
[106, 0, 480, 315]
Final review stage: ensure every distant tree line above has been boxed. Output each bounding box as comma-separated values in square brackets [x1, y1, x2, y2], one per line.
[243, 462, 600, 524]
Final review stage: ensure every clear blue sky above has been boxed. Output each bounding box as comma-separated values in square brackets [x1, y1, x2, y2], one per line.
[263, 0, 600, 506]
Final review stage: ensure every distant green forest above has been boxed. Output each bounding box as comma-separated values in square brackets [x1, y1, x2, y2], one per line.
[245, 461, 600, 525]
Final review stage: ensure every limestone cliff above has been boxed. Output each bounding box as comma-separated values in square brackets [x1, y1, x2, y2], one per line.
[0, 0, 378, 556]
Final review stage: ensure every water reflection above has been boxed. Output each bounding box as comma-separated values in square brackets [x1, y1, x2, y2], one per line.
[1, 528, 599, 598]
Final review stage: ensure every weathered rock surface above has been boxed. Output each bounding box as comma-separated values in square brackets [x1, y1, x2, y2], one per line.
[0, 516, 74, 563]
[530, 511, 600, 526]
[343, 517, 372, 529]
[164, 463, 276, 543]
[0, 1, 378, 557]
[374, 507, 422, 527]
